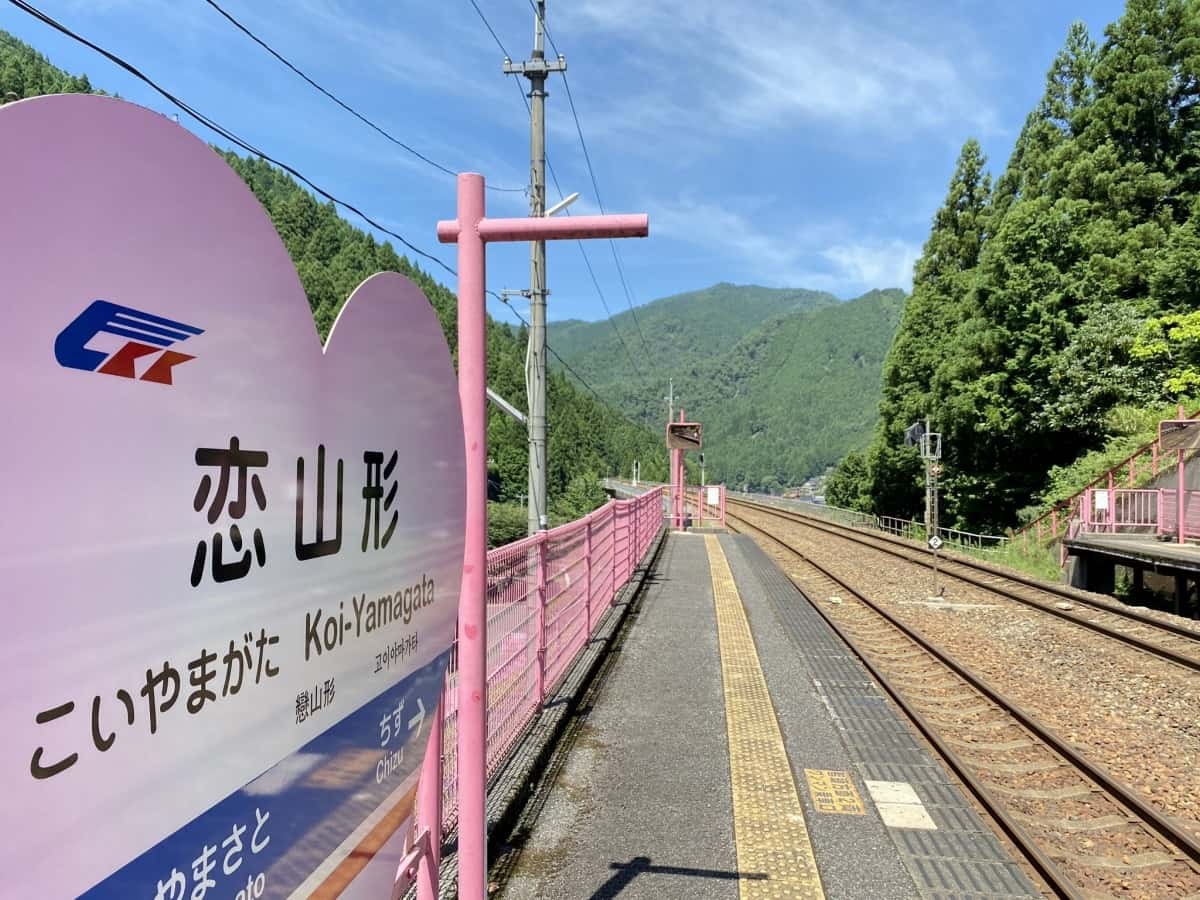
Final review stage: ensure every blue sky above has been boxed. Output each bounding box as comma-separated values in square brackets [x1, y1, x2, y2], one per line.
[2, 0, 1127, 326]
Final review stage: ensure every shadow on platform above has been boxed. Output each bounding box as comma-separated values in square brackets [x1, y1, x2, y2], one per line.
[589, 857, 766, 900]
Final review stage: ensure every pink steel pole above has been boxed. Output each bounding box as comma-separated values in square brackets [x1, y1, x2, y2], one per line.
[680, 411, 688, 529]
[449, 173, 489, 900]
[672, 449, 678, 528]
[585, 514, 594, 635]
[415, 692, 444, 900]
[1108, 471, 1115, 534]
[1180, 448, 1186, 545]
[535, 533, 547, 703]
[438, 174, 647, 900]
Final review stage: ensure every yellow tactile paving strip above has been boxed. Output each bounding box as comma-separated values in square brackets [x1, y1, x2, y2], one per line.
[706, 534, 825, 899]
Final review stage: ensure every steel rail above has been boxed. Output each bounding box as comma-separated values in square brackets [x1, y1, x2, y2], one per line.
[728, 510, 1200, 877]
[737, 496, 1200, 640]
[730, 498, 1200, 673]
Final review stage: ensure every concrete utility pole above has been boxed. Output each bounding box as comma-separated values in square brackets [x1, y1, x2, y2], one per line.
[505, 0, 566, 535]
[665, 378, 674, 422]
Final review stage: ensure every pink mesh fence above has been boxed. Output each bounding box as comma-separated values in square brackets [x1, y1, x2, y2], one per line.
[436, 486, 665, 833]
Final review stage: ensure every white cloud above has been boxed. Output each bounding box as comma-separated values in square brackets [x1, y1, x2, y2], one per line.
[822, 240, 920, 290]
[650, 196, 916, 292]
[557, 0, 998, 145]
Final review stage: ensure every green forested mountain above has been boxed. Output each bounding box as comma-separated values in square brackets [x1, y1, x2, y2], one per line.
[552, 283, 905, 491]
[828, 1, 1200, 531]
[550, 283, 839, 413]
[0, 31, 670, 544]
[0, 33, 95, 97]
[700, 289, 906, 490]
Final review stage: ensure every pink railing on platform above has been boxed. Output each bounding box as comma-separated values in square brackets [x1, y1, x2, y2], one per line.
[1077, 485, 1200, 540]
[1159, 489, 1200, 539]
[433, 486, 665, 834]
[1080, 487, 1161, 532]
[685, 484, 727, 527]
[1018, 406, 1200, 545]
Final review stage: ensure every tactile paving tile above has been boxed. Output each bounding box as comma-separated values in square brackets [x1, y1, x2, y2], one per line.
[706, 535, 826, 899]
[724, 535, 1039, 899]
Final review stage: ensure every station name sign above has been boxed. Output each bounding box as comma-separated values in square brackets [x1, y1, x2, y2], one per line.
[0, 94, 465, 899]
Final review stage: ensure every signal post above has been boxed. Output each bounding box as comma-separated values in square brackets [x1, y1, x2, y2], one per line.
[667, 412, 702, 529]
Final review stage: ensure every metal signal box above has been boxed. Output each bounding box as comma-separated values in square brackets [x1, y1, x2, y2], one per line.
[666, 421, 703, 451]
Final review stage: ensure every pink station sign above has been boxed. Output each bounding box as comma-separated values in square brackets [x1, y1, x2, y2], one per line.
[0, 94, 465, 898]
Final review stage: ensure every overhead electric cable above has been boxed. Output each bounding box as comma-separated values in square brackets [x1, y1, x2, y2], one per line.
[497, 52, 647, 380]
[6, 0, 457, 277]
[540, 152, 647, 380]
[526, 0, 653, 359]
[465, 0, 649, 380]
[202, 0, 524, 193]
[488, 291, 605, 403]
[467, 0, 511, 57]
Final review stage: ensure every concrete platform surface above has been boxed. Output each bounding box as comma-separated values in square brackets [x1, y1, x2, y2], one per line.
[1066, 531, 1200, 572]
[496, 532, 1039, 899]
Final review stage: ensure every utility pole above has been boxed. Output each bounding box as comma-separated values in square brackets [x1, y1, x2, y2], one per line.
[505, 1, 566, 535]
[665, 377, 674, 422]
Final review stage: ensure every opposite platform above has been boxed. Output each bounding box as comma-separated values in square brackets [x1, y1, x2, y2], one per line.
[496, 532, 1040, 899]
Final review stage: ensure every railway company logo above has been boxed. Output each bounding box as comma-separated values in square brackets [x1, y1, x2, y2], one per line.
[54, 300, 204, 385]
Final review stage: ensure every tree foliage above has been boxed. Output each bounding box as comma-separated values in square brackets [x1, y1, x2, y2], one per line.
[831, 2, 1200, 531]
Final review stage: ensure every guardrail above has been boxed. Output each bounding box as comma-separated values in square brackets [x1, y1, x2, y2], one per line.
[432, 485, 665, 836]
[726, 490, 1009, 554]
[603, 479, 727, 528]
[1016, 406, 1200, 545]
[1079, 486, 1200, 541]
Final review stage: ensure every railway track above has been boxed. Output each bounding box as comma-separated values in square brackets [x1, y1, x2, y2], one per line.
[728, 497, 1200, 673]
[727, 510, 1200, 899]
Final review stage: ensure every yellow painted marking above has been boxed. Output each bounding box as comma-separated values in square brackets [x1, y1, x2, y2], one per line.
[706, 535, 825, 899]
[804, 769, 867, 815]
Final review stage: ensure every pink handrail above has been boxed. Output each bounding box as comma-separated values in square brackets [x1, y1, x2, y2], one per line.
[1017, 406, 1200, 543]
[416, 485, 665, 886]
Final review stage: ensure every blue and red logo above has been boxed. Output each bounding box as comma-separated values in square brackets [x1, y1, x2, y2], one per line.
[54, 300, 204, 385]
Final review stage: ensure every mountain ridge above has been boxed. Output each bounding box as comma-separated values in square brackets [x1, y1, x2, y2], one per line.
[550, 282, 907, 490]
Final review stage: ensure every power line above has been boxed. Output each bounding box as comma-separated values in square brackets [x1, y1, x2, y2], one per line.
[527, 0, 653, 360]
[542, 152, 646, 381]
[488, 291, 605, 403]
[6, 0, 458, 278]
[203, 0, 524, 193]
[467, 0, 510, 57]
[4, 1, 647, 436]
[499, 52, 647, 381]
